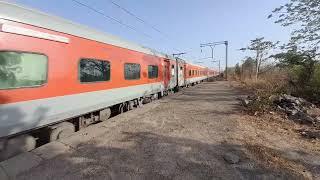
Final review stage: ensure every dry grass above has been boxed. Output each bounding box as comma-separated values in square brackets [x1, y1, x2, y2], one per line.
[236, 113, 320, 179]
[229, 81, 320, 179]
[245, 143, 312, 179]
[242, 77, 288, 95]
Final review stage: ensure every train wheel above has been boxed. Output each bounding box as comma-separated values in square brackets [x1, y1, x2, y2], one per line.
[118, 103, 124, 113]
[124, 102, 130, 111]
[49, 122, 75, 142]
[100, 108, 111, 121]
[137, 98, 143, 108]
[128, 101, 135, 110]
[0, 135, 36, 161]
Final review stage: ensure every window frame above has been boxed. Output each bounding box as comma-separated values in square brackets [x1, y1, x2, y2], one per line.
[124, 63, 141, 80]
[0, 50, 49, 90]
[171, 64, 175, 77]
[78, 58, 111, 84]
[148, 65, 159, 79]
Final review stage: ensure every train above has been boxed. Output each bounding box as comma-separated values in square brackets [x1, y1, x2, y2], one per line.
[0, 2, 216, 160]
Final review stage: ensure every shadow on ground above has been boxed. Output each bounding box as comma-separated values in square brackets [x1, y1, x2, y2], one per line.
[18, 132, 305, 180]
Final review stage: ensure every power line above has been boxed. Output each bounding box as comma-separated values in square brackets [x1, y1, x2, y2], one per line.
[108, 0, 167, 37]
[107, 0, 197, 57]
[70, 0, 198, 60]
[70, 0, 152, 39]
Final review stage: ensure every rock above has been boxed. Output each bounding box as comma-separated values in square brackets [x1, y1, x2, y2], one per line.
[269, 95, 279, 103]
[301, 115, 315, 124]
[300, 130, 320, 139]
[283, 94, 297, 103]
[290, 109, 299, 116]
[277, 105, 285, 112]
[223, 152, 240, 164]
[291, 112, 315, 124]
[295, 99, 302, 106]
[307, 108, 320, 118]
[240, 98, 251, 107]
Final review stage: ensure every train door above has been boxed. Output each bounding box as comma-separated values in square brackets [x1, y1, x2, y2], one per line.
[178, 61, 185, 87]
[163, 60, 170, 89]
[184, 63, 187, 85]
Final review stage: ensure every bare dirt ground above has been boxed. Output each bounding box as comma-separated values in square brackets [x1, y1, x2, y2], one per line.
[17, 81, 320, 180]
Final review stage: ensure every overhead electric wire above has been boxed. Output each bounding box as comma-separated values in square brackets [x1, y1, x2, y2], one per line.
[70, 0, 198, 60]
[108, 0, 167, 37]
[107, 0, 197, 57]
[70, 0, 152, 39]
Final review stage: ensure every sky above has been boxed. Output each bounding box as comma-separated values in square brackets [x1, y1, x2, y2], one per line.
[11, 0, 292, 70]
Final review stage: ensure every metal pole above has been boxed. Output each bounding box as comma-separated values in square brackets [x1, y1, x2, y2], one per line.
[225, 41, 228, 80]
[219, 60, 221, 75]
[210, 46, 214, 59]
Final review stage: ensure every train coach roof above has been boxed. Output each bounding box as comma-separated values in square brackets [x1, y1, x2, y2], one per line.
[0, 1, 174, 59]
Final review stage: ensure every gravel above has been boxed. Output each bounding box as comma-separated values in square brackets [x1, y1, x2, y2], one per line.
[16, 81, 319, 180]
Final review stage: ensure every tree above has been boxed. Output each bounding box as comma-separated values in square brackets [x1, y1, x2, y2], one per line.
[268, 0, 320, 52]
[273, 49, 317, 88]
[242, 57, 255, 79]
[240, 37, 278, 81]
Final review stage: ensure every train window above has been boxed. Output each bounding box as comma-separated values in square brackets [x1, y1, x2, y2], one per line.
[171, 65, 175, 76]
[148, 65, 158, 79]
[124, 63, 140, 80]
[189, 70, 192, 76]
[79, 58, 110, 83]
[0, 51, 47, 89]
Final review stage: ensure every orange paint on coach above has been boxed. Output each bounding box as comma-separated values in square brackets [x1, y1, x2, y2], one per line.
[0, 20, 166, 104]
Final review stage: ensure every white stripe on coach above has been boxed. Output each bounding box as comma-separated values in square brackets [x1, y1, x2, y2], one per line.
[0, 23, 70, 43]
[0, 82, 164, 138]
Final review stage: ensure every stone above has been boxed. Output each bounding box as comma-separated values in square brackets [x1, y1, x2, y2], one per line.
[240, 98, 251, 107]
[300, 130, 320, 139]
[269, 95, 279, 103]
[243, 99, 250, 105]
[307, 108, 320, 118]
[223, 152, 240, 164]
[290, 109, 299, 116]
[283, 94, 299, 103]
[298, 112, 315, 124]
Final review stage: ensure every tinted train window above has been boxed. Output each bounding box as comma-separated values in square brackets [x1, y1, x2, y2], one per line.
[79, 59, 110, 83]
[125, 63, 140, 80]
[0, 52, 47, 89]
[148, 65, 158, 79]
[171, 65, 175, 76]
